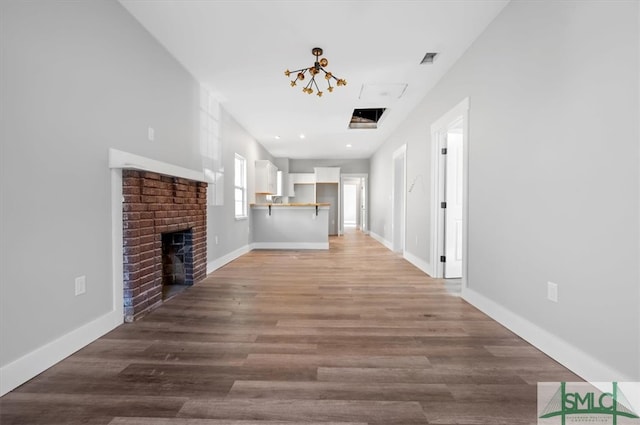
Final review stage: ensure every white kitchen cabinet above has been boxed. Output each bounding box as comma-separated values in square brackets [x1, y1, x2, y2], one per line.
[288, 173, 315, 199]
[314, 167, 341, 183]
[255, 160, 278, 194]
[290, 173, 316, 184]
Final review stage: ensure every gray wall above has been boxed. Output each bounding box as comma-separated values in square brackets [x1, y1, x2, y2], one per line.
[273, 157, 290, 173]
[0, 0, 271, 377]
[370, 1, 639, 379]
[207, 110, 273, 262]
[316, 184, 339, 235]
[289, 158, 369, 174]
[1, 0, 200, 367]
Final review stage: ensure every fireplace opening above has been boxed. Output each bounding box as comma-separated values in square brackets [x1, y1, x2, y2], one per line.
[161, 228, 193, 300]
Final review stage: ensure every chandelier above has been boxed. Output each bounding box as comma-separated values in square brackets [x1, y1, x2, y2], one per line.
[284, 47, 347, 97]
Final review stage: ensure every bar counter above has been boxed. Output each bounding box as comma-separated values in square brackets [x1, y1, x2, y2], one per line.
[250, 203, 330, 250]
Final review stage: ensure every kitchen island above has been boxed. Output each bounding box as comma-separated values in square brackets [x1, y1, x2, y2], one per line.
[250, 203, 330, 250]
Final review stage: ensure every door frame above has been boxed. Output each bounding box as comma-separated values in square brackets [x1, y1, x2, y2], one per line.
[392, 145, 407, 254]
[430, 98, 469, 285]
[339, 173, 369, 235]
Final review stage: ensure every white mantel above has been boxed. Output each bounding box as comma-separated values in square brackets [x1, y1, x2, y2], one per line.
[108, 148, 206, 182]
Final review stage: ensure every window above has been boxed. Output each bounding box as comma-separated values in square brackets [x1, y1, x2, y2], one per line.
[234, 154, 247, 219]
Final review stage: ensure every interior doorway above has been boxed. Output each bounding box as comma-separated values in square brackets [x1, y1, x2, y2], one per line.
[443, 122, 464, 278]
[340, 174, 368, 235]
[392, 145, 406, 254]
[343, 182, 358, 228]
[431, 99, 469, 281]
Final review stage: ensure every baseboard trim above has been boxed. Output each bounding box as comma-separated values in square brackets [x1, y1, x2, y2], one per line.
[252, 242, 329, 250]
[207, 244, 252, 274]
[369, 231, 392, 250]
[0, 309, 122, 396]
[403, 251, 434, 277]
[462, 287, 633, 382]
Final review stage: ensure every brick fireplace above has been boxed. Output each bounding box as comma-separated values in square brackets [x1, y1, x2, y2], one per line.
[121, 170, 207, 322]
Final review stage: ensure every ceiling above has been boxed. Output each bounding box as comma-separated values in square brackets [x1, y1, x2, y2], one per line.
[119, 0, 509, 160]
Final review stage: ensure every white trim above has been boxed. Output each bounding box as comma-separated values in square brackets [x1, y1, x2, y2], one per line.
[0, 310, 122, 396]
[430, 98, 470, 284]
[403, 251, 434, 277]
[637, 0, 640, 385]
[462, 288, 633, 382]
[252, 242, 329, 250]
[461, 106, 470, 290]
[207, 244, 252, 274]
[369, 231, 393, 251]
[111, 169, 124, 317]
[392, 145, 407, 254]
[234, 153, 248, 219]
[108, 148, 205, 182]
[430, 130, 446, 278]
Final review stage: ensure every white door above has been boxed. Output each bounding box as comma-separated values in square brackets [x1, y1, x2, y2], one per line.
[360, 178, 367, 232]
[444, 132, 463, 278]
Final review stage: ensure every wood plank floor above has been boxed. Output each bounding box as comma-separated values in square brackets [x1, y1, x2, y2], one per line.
[0, 230, 581, 424]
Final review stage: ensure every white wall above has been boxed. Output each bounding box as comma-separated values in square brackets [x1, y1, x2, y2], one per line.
[370, 1, 639, 380]
[0, 0, 273, 394]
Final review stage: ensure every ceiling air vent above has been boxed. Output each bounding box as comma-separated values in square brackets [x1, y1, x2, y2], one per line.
[420, 52, 438, 64]
[349, 108, 386, 129]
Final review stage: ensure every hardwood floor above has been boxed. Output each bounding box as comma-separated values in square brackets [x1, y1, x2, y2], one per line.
[0, 230, 580, 424]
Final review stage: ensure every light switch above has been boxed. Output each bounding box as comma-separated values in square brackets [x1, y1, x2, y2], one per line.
[547, 281, 558, 303]
[75, 276, 86, 296]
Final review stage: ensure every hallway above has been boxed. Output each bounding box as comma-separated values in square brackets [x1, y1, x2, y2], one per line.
[0, 231, 580, 424]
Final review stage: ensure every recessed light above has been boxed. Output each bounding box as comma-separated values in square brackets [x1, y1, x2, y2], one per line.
[346, 144, 352, 148]
[299, 133, 305, 139]
[274, 135, 280, 140]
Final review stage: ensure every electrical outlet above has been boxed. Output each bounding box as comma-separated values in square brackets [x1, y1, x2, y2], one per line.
[147, 127, 155, 141]
[547, 281, 558, 303]
[75, 276, 86, 296]
[215, 235, 219, 245]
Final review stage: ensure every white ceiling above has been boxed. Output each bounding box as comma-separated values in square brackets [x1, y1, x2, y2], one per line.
[119, 0, 509, 160]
